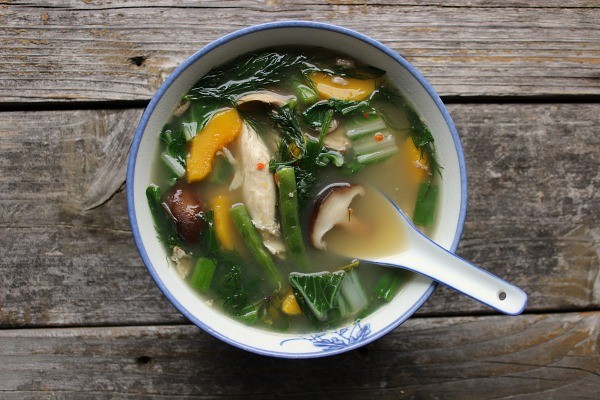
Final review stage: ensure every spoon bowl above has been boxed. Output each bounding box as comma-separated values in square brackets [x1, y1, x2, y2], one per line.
[334, 188, 528, 315]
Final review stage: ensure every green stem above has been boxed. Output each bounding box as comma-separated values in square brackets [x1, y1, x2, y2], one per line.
[275, 167, 311, 271]
[413, 182, 439, 227]
[229, 203, 282, 291]
[189, 257, 217, 293]
[373, 269, 403, 302]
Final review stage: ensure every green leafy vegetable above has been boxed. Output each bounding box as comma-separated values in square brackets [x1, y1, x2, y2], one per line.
[270, 103, 306, 162]
[413, 182, 439, 227]
[215, 262, 249, 313]
[269, 104, 341, 208]
[318, 64, 385, 80]
[199, 210, 219, 256]
[145, 184, 184, 250]
[159, 126, 187, 184]
[344, 113, 387, 140]
[302, 98, 371, 130]
[289, 271, 345, 322]
[373, 269, 405, 302]
[338, 265, 370, 316]
[187, 52, 315, 104]
[236, 303, 261, 325]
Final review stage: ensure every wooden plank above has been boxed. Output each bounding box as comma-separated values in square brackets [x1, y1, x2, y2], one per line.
[442, 102, 600, 313]
[0, 103, 598, 326]
[0, 1, 598, 102]
[0, 312, 598, 398]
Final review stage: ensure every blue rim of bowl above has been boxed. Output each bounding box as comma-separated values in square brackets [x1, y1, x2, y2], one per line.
[126, 20, 468, 358]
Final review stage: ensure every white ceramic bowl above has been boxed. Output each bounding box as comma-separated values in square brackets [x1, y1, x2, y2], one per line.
[127, 21, 467, 358]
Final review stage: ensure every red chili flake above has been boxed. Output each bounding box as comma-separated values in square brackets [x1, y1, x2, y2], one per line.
[374, 133, 384, 142]
[363, 112, 370, 119]
[257, 162, 265, 170]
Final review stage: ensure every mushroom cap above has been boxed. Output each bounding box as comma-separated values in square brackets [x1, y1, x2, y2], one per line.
[165, 184, 205, 244]
[310, 183, 365, 250]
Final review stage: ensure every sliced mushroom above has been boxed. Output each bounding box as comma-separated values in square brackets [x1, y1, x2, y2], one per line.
[310, 184, 365, 250]
[165, 184, 205, 244]
[236, 91, 296, 107]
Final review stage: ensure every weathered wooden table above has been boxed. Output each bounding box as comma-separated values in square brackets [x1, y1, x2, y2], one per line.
[1, 1, 598, 398]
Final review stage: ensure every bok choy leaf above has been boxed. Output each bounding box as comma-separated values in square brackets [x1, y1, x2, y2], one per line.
[289, 271, 345, 322]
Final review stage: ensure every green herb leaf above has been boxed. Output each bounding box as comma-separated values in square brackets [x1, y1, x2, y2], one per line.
[302, 99, 371, 130]
[289, 271, 346, 322]
[187, 52, 315, 103]
[145, 184, 184, 250]
[270, 103, 306, 160]
[199, 210, 219, 256]
[159, 125, 187, 170]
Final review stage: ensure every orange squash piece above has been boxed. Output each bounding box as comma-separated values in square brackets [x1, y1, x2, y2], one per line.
[281, 290, 301, 316]
[210, 195, 236, 251]
[309, 72, 375, 101]
[186, 108, 242, 183]
[403, 137, 429, 184]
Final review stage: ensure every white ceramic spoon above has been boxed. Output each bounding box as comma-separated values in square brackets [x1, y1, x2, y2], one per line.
[334, 189, 528, 315]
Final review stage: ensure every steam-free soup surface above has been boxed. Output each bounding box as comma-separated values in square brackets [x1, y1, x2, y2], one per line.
[146, 47, 440, 332]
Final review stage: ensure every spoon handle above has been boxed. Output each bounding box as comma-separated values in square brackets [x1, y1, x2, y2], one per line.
[380, 235, 528, 315]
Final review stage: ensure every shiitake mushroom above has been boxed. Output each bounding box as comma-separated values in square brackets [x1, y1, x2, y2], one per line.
[310, 183, 365, 250]
[165, 184, 205, 244]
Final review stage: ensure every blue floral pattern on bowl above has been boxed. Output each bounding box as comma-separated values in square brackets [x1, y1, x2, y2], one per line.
[281, 321, 371, 351]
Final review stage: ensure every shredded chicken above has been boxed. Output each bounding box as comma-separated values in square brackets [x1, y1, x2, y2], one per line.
[170, 246, 193, 279]
[236, 122, 286, 256]
[216, 147, 243, 191]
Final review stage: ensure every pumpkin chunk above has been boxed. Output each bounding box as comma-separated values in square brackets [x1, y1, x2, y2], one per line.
[210, 195, 236, 251]
[186, 108, 242, 183]
[403, 136, 429, 184]
[309, 72, 375, 101]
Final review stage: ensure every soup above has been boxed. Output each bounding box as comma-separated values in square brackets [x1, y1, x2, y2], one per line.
[146, 48, 440, 332]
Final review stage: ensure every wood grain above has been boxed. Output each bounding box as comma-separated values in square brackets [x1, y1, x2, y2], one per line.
[0, 312, 598, 398]
[0, 1, 598, 102]
[0, 103, 597, 326]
